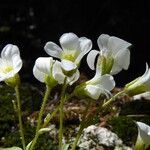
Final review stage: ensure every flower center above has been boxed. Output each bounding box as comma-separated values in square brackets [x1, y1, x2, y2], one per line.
[61, 50, 80, 62]
[0, 66, 13, 74]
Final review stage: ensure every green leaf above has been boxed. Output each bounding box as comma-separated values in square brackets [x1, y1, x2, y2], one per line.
[62, 144, 70, 150]
[0, 147, 22, 150]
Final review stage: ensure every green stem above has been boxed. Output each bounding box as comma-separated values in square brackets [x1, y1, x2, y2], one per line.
[102, 90, 125, 108]
[59, 78, 67, 150]
[43, 92, 75, 128]
[29, 86, 51, 150]
[42, 104, 60, 128]
[71, 91, 125, 150]
[15, 85, 26, 150]
[71, 99, 92, 150]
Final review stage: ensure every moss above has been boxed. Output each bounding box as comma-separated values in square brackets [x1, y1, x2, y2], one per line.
[0, 84, 56, 149]
[107, 116, 137, 146]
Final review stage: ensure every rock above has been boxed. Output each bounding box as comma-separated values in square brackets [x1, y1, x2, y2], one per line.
[77, 125, 132, 150]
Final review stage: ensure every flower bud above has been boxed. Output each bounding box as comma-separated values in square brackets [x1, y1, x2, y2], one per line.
[125, 64, 150, 96]
[135, 122, 150, 150]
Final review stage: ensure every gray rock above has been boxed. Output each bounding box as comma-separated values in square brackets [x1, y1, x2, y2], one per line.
[77, 125, 132, 150]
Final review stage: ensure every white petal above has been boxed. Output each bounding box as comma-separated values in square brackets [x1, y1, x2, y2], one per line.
[67, 69, 80, 85]
[44, 42, 62, 58]
[139, 66, 150, 89]
[53, 61, 65, 84]
[61, 60, 77, 71]
[59, 33, 79, 50]
[108, 36, 131, 55]
[0, 70, 17, 81]
[111, 49, 130, 75]
[35, 57, 54, 75]
[110, 63, 122, 75]
[115, 49, 130, 70]
[86, 50, 99, 70]
[75, 37, 92, 64]
[137, 64, 150, 85]
[136, 122, 150, 144]
[12, 55, 23, 75]
[1, 44, 20, 60]
[0, 58, 6, 68]
[0, 73, 6, 81]
[33, 65, 45, 82]
[98, 74, 115, 91]
[85, 85, 101, 100]
[97, 34, 110, 50]
[141, 63, 149, 78]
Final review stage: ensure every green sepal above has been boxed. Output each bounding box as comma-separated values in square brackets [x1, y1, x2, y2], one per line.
[44, 75, 57, 88]
[5, 74, 20, 88]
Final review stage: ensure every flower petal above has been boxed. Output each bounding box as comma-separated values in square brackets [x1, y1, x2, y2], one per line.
[35, 57, 54, 75]
[86, 50, 99, 70]
[136, 121, 150, 145]
[1, 44, 20, 61]
[59, 33, 79, 50]
[97, 34, 110, 50]
[98, 74, 115, 91]
[61, 59, 77, 71]
[111, 49, 130, 75]
[33, 65, 45, 82]
[75, 37, 92, 64]
[85, 85, 101, 100]
[67, 69, 80, 85]
[110, 63, 122, 75]
[115, 49, 130, 70]
[12, 54, 23, 75]
[44, 42, 62, 58]
[53, 60, 65, 84]
[108, 36, 131, 55]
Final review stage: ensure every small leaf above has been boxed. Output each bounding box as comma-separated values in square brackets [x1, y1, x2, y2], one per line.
[63, 144, 70, 150]
[26, 141, 32, 150]
[38, 125, 55, 134]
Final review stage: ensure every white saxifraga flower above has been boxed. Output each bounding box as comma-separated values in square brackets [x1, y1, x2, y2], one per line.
[87, 34, 131, 75]
[0, 44, 22, 86]
[135, 121, 150, 150]
[125, 64, 150, 96]
[33, 57, 79, 86]
[74, 67, 115, 100]
[44, 32, 92, 72]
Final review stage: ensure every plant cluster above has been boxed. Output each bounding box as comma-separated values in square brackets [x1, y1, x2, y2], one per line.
[0, 33, 150, 150]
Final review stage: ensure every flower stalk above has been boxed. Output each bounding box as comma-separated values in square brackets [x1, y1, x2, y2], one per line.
[71, 99, 92, 150]
[29, 85, 51, 150]
[59, 77, 68, 150]
[71, 90, 125, 150]
[15, 85, 26, 150]
[102, 90, 125, 108]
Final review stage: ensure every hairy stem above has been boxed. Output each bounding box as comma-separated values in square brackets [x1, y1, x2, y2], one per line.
[15, 85, 26, 150]
[59, 78, 67, 150]
[29, 86, 51, 150]
[71, 99, 92, 150]
[102, 90, 125, 108]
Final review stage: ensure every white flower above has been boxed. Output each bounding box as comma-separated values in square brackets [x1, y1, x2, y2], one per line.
[75, 67, 115, 100]
[33, 57, 79, 86]
[125, 64, 150, 96]
[135, 121, 150, 150]
[33, 57, 56, 85]
[0, 44, 22, 82]
[87, 34, 131, 75]
[44, 32, 92, 71]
